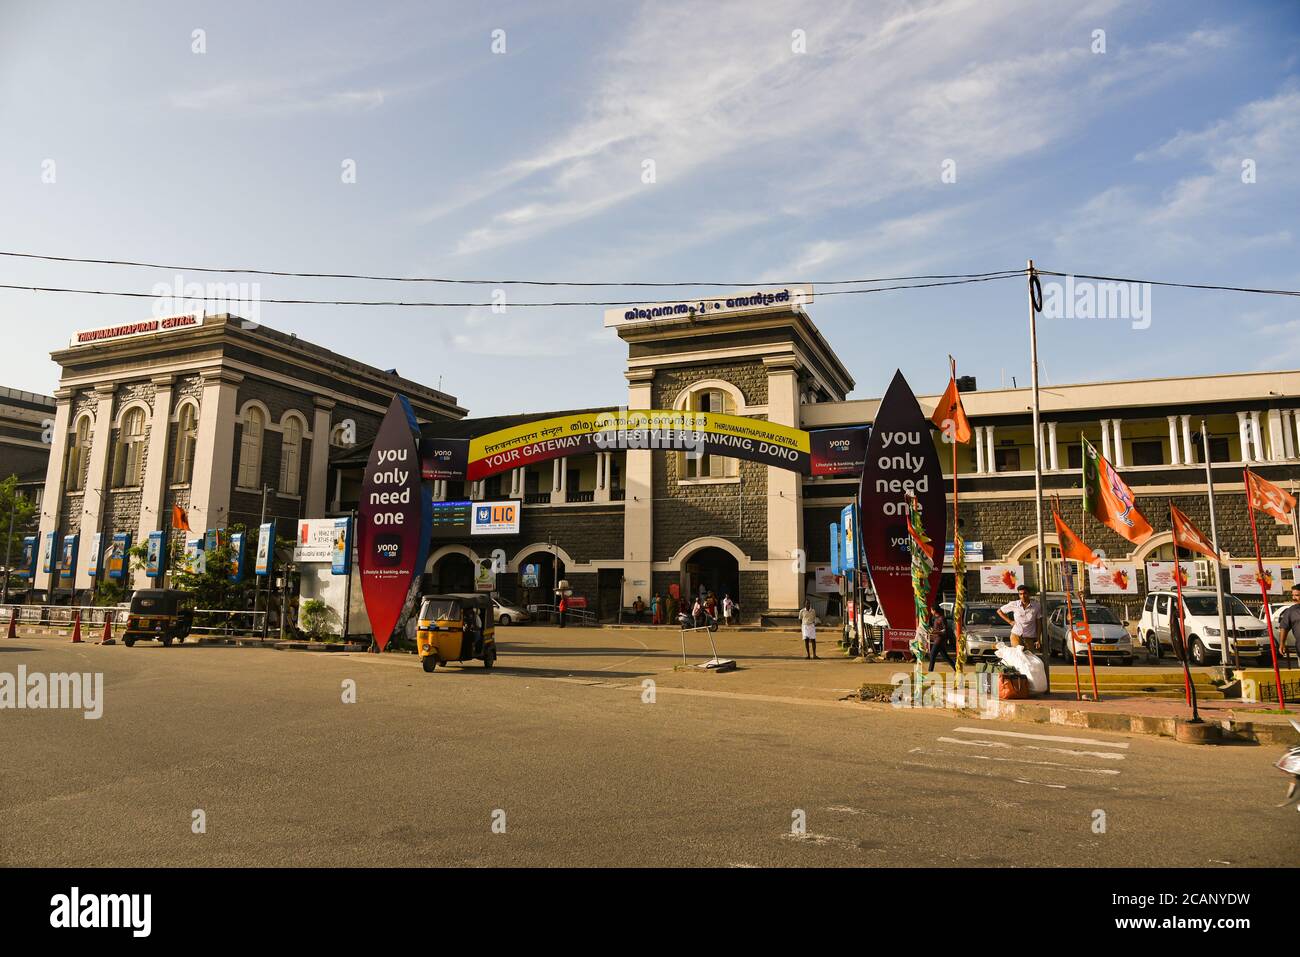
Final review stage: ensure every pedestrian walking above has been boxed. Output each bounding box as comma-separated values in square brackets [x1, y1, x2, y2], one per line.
[651, 592, 661, 625]
[926, 606, 955, 672]
[722, 593, 733, 626]
[633, 595, 646, 623]
[800, 600, 819, 659]
[557, 594, 567, 629]
[692, 596, 704, 628]
[1278, 583, 1300, 667]
[997, 585, 1042, 650]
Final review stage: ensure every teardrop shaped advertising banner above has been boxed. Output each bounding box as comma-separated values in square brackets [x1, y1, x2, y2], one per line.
[359, 395, 431, 651]
[858, 370, 946, 648]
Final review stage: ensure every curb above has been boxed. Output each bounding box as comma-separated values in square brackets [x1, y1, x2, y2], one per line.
[979, 699, 1297, 746]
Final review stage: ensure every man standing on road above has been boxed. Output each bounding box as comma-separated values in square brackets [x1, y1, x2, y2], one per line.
[1278, 583, 1300, 668]
[800, 600, 819, 659]
[927, 606, 955, 672]
[997, 585, 1042, 651]
[722, 593, 733, 626]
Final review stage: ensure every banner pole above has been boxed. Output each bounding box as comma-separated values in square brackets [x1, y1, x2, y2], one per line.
[1171, 501, 1199, 720]
[1054, 496, 1082, 701]
[1244, 469, 1287, 711]
[951, 356, 963, 678]
[1027, 260, 1049, 684]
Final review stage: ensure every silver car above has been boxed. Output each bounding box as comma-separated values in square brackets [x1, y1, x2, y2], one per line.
[1046, 603, 1133, 665]
[960, 604, 1013, 660]
[492, 598, 530, 625]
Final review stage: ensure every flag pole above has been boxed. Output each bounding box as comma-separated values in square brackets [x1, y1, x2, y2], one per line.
[1053, 496, 1082, 701]
[1244, 468, 1287, 710]
[1027, 260, 1049, 683]
[1170, 500, 1201, 721]
[1200, 421, 1234, 675]
[951, 356, 963, 678]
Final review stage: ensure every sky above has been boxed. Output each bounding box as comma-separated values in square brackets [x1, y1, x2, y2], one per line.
[1, 0, 1298, 416]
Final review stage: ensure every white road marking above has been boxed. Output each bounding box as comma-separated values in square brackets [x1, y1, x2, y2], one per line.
[900, 760, 1071, 790]
[953, 725, 1130, 749]
[1015, 779, 1067, 789]
[909, 747, 1122, 775]
[938, 736, 1126, 761]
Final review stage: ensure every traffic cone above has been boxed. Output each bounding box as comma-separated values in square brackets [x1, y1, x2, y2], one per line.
[100, 615, 115, 645]
[71, 611, 82, 643]
[6, 609, 16, 639]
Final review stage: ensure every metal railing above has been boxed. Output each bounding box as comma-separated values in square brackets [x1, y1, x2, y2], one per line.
[189, 609, 267, 636]
[530, 603, 597, 626]
[1, 603, 266, 636]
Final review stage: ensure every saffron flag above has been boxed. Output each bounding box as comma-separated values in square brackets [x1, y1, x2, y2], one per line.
[1245, 469, 1297, 526]
[1170, 503, 1223, 564]
[1053, 510, 1106, 568]
[171, 504, 190, 531]
[1081, 438, 1153, 545]
[930, 376, 972, 444]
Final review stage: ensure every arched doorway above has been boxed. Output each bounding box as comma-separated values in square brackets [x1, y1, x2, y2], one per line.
[682, 546, 740, 607]
[515, 550, 566, 607]
[430, 552, 476, 593]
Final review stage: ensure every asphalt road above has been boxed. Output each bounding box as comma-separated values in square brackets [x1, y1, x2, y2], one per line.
[1, 628, 1296, 867]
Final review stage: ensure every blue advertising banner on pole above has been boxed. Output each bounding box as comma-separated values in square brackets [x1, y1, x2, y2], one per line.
[146, 530, 165, 578]
[255, 521, 275, 577]
[107, 533, 131, 580]
[331, 517, 353, 575]
[41, 531, 57, 575]
[840, 503, 858, 571]
[59, 534, 78, 580]
[87, 532, 103, 578]
[830, 522, 841, 576]
[19, 536, 37, 579]
[229, 531, 245, 583]
[185, 538, 206, 575]
[205, 528, 222, 553]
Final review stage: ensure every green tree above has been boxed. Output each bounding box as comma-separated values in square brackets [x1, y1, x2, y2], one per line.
[0, 474, 38, 572]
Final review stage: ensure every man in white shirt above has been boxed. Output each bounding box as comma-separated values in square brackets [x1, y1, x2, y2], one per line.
[722, 594, 734, 625]
[799, 600, 819, 659]
[997, 585, 1042, 649]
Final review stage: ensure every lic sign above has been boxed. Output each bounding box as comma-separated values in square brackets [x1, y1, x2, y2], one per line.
[471, 501, 520, 536]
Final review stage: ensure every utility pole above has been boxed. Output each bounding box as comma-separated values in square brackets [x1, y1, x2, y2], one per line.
[254, 485, 269, 638]
[1, 496, 14, 605]
[1201, 421, 1232, 676]
[1028, 260, 1050, 684]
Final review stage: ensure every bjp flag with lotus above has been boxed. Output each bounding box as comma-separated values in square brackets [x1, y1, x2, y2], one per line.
[1081, 438, 1153, 545]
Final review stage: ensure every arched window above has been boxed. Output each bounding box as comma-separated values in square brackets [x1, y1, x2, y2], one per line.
[66, 417, 91, 492]
[279, 416, 303, 494]
[683, 387, 737, 479]
[172, 403, 198, 484]
[238, 406, 265, 489]
[112, 407, 146, 487]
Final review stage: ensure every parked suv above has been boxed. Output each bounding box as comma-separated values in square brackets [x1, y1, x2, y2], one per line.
[1138, 590, 1270, 666]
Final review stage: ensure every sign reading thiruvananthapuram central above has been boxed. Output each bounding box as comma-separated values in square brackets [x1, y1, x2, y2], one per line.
[602, 285, 814, 328]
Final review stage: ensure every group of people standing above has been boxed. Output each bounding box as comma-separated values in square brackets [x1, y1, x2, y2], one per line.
[632, 588, 740, 627]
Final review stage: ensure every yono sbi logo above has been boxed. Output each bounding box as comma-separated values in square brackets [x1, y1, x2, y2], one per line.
[374, 535, 402, 565]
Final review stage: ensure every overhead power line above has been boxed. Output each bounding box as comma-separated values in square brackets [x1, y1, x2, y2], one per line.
[0, 249, 1019, 288]
[0, 273, 1022, 308]
[1034, 268, 1300, 298]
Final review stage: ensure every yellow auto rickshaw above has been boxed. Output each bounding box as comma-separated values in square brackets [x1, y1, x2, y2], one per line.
[122, 588, 196, 647]
[416, 593, 496, 672]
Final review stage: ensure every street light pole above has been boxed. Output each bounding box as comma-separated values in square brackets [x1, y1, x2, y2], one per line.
[1028, 260, 1050, 684]
[1201, 421, 1233, 676]
[2, 497, 14, 605]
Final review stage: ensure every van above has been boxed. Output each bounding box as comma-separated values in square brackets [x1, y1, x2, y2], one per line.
[1137, 590, 1269, 666]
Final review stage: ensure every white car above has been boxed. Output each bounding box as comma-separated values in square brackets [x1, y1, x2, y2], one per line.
[1046, 602, 1134, 665]
[1138, 590, 1270, 666]
[492, 598, 530, 625]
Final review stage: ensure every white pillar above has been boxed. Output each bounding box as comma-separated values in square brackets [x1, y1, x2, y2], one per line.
[985, 424, 995, 473]
[1285, 411, 1297, 460]
[1100, 419, 1112, 461]
[1047, 421, 1059, 471]
[558, 456, 569, 502]
[75, 384, 117, 591]
[1237, 411, 1250, 462]
[1249, 410, 1264, 464]
[622, 369, 655, 607]
[974, 426, 986, 474]
[1266, 409, 1286, 461]
[1293, 409, 1300, 460]
[1181, 415, 1193, 465]
[594, 452, 611, 503]
[765, 355, 803, 612]
[188, 368, 243, 535]
[1167, 416, 1180, 466]
[35, 390, 73, 595]
[305, 398, 333, 518]
[1111, 418, 1125, 468]
[137, 377, 173, 546]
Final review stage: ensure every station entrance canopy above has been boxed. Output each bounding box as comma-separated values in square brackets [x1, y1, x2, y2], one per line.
[420, 409, 867, 482]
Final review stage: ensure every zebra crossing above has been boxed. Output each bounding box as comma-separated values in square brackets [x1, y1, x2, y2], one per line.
[905, 724, 1132, 789]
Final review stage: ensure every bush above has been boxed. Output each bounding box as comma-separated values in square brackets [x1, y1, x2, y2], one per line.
[299, 599, 338, 640]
